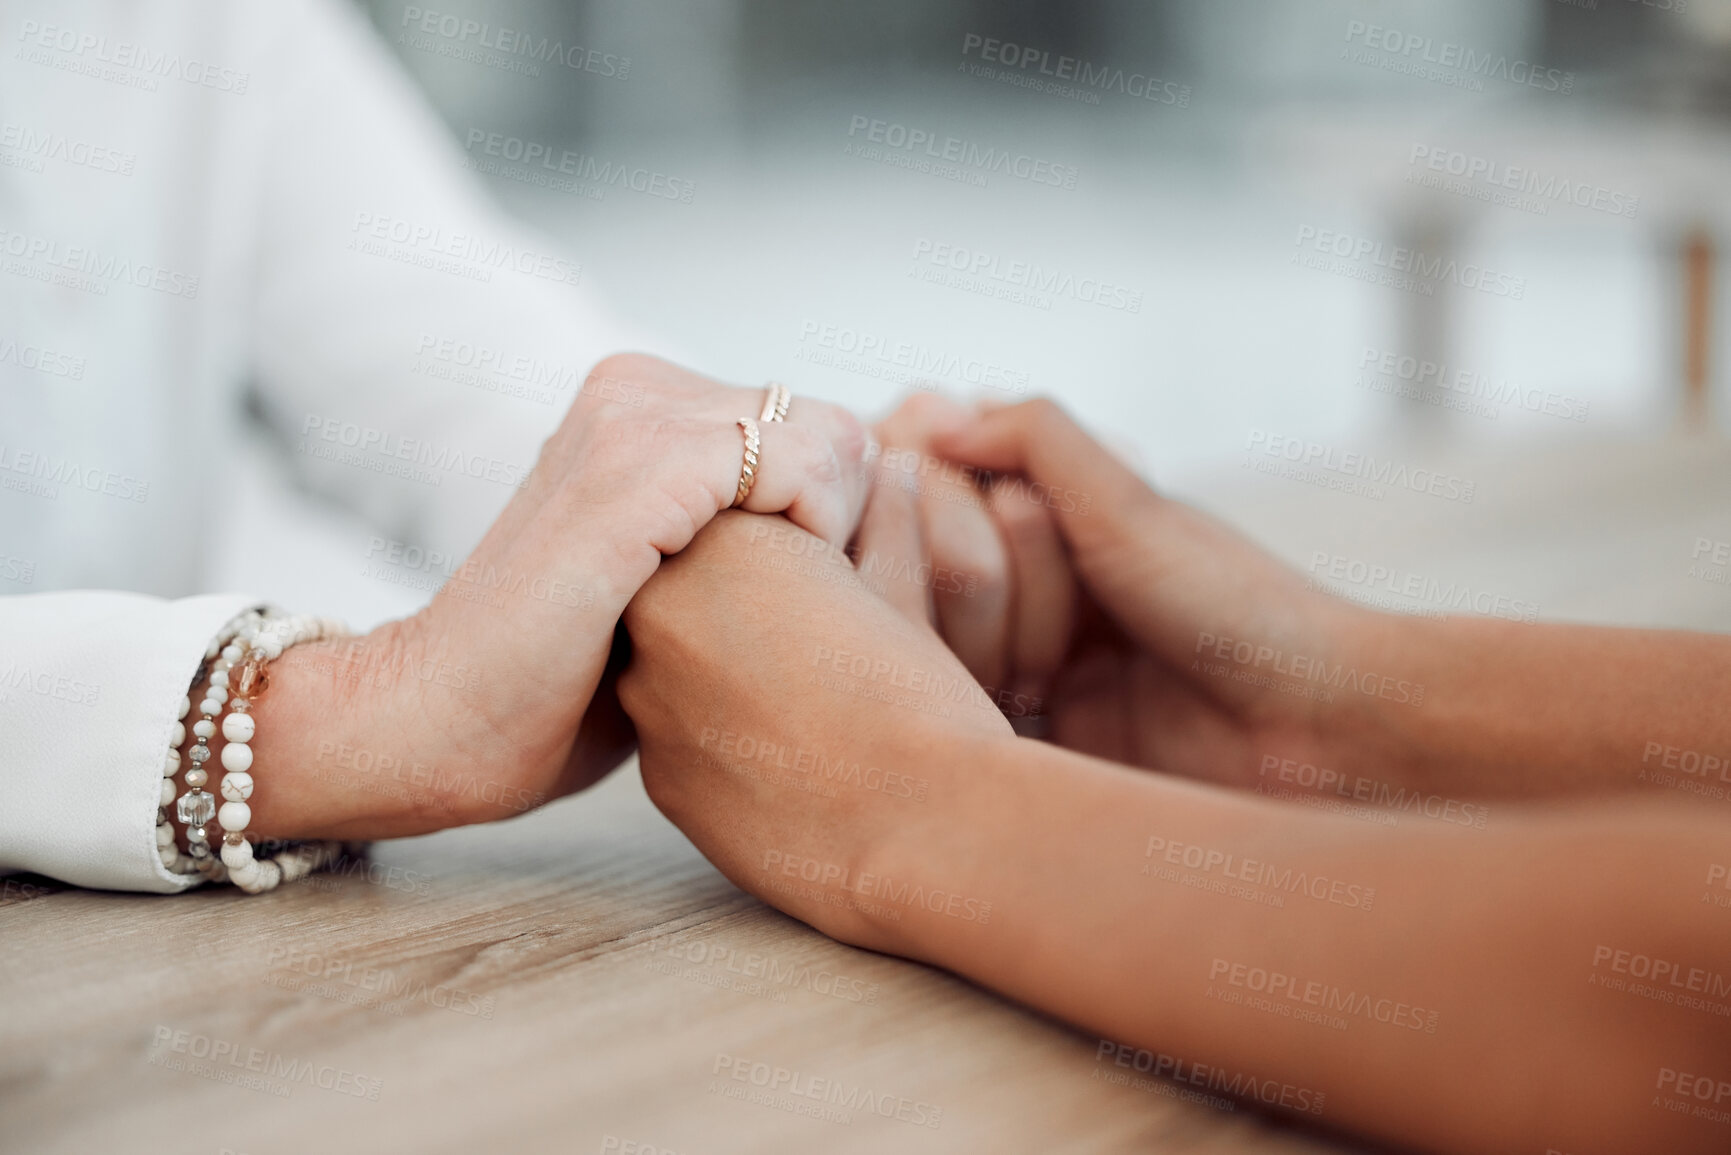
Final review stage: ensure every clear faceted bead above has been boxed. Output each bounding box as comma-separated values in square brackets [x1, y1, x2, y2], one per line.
[176, 789, 216, 827]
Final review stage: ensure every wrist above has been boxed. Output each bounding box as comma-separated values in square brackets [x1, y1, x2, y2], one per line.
[830, 729, 1014, 963]
[228, 618, 480, 841]
[1301, 605, 1442, 794]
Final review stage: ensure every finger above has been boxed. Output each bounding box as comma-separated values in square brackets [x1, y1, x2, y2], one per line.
[571, 417, 853, 563]
[915, 464, 1012, 697]
[780, 394, 871, 540]
[737, 419, 857, 545]
[990, 482, 1078, 711]
[851, 466, 936, 627]
[874, 393, 977, 454]
[930, 398, 1154, 553]
[870, 395, 1014, 694]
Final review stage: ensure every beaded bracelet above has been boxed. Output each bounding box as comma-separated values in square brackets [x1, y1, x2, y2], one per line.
[157, 607, 262, 876]
[169, 608, 355, 893]
[211, 611, 352, 894]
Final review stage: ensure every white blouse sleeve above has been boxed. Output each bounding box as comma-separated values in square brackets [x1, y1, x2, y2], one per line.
[245, 0, 655, 561]
[0, 590, 258, 892]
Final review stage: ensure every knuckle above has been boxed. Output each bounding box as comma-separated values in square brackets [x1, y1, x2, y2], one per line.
[1021, 396, 1064, 426]
[901, 393, 956, 424]
[789, 426, 841, 484]
[938, 530, 1008, 596]
[825, 406, 868, 465]
[808, 443, 844, 487]
[571, 414, 655, 467]
[582, 352, 680, 414]
[585, 351, 660, 390]
[993, 483, 1050, 524]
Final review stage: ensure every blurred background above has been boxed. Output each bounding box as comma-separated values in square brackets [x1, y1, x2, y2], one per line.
[303, 0, 1731, 629]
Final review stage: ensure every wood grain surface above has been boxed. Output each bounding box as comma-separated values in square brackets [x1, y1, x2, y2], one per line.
[9, 434, 1726, 1155]
[0, 761, 1365, 1155]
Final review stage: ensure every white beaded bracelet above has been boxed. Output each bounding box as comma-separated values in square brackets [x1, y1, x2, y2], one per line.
[211, 611, 351, 894]
[169, 608, 355, 894]
[158, 607, 262, 876]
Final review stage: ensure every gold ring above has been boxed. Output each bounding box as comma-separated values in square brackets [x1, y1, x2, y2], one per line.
[732, 418, 761, 508]
[760, 382, 791, 423]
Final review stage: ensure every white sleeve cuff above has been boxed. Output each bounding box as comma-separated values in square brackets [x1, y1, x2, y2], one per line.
[0, 590, 262, 892]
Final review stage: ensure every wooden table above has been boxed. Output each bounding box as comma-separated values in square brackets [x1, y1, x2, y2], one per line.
[11, 432, 1727, 1155]
[0, 762, 1363, 1155]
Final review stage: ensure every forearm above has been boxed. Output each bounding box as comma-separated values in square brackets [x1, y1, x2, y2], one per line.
[890, 742, 1731, 1152]
[625, 511, 1731, 1150]
[168, 613, 552, 846]
[1314, 613, 1731, 801]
